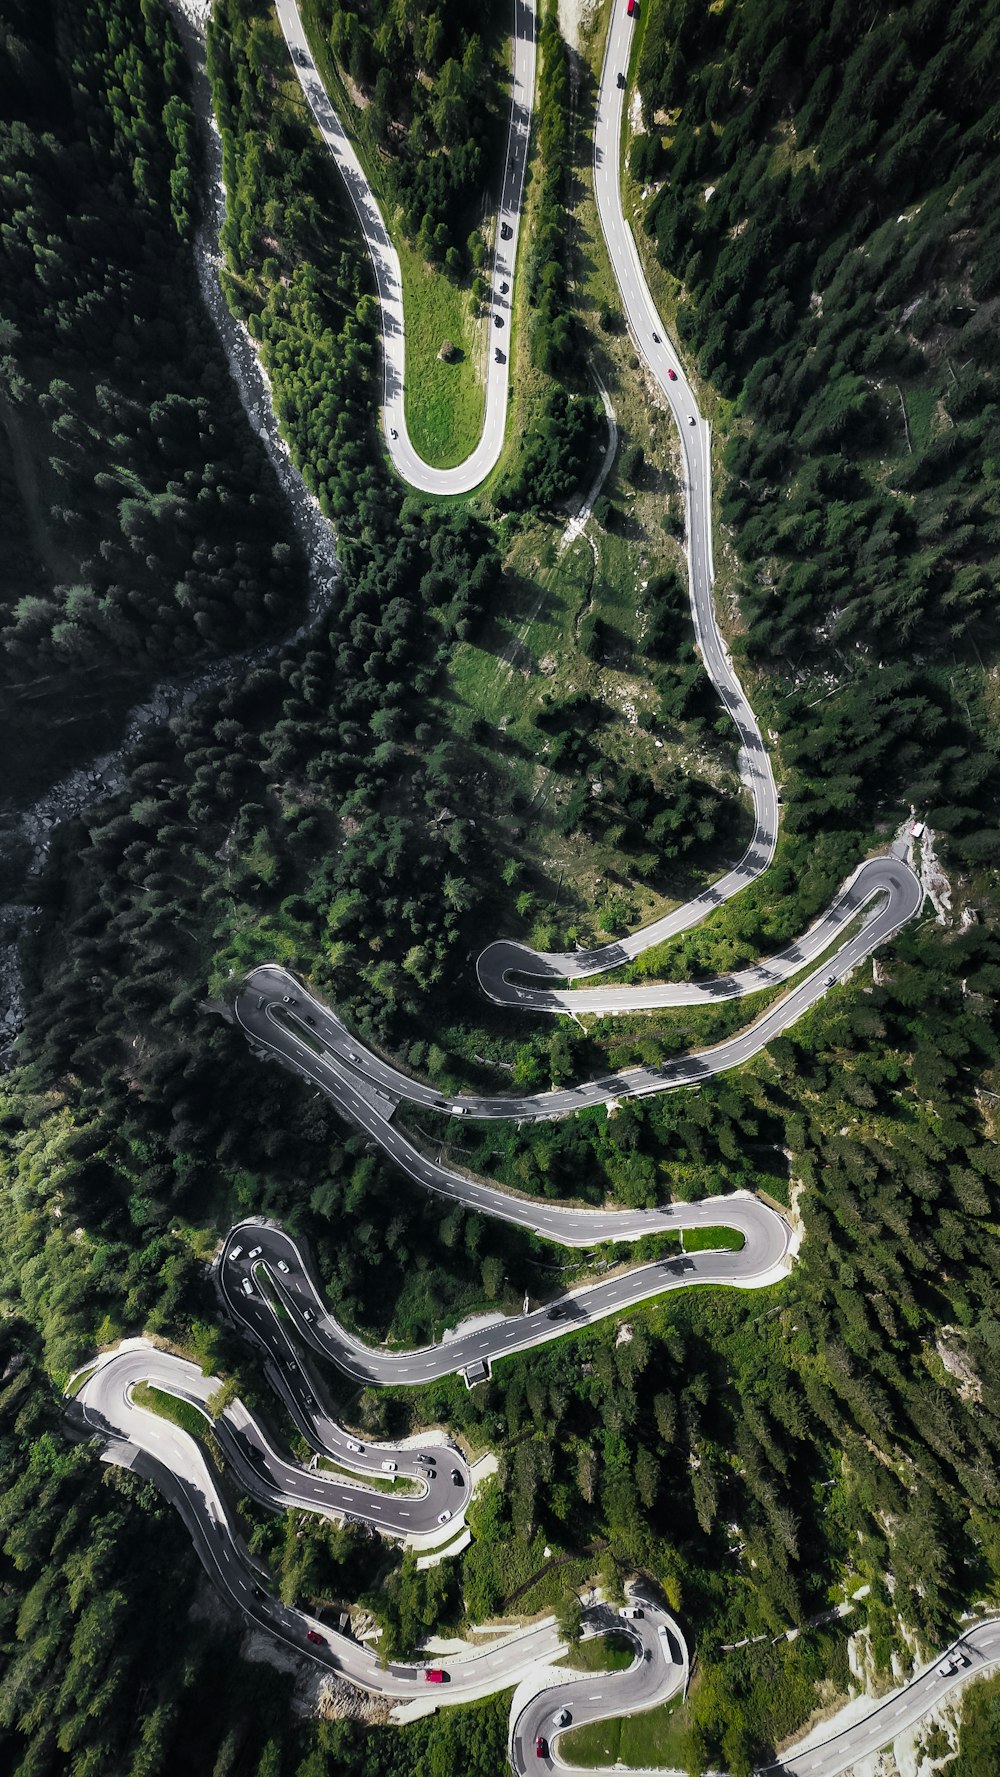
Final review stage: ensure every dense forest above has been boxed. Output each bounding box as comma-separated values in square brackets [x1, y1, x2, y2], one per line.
[306, 0, 504, 271]
[0, 0, 999, 1773]
[0, 0, 308, 804]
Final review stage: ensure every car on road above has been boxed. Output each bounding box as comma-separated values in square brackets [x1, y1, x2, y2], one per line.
[424, 1668, 446, 1683]
[652, 331, 660, 342]
[667, 367, 677, 380]
[240, 1277, 254, 1298]
[553, 1707, 571, 1726]
[494, 315, 504, 328]
[305, 1014, 317, 1026]
[248, 1246, 262, 1259]
[547, 1304, 566, 1320]
[687, 414, 696, 425]
[416, 1454, 433, 1465]
[437, 1510, 452, 1524]
[495, 347, 505, 363]
[277, 1260, 290, 1273]
[825, 974, 837, 986]
[229, 1246, 244, 1262]
[256, 995, 265, 1009]
[306, 1629, 324, 1646]
[302, 1308, 314, 1323]
[452, 1468, 463, 1484]
[619, 1604, 643, 1618]
[616, 71, 625, 88]
[500, 280, 509, 294]
[381, 1460, 398, 1474]
[501, 222, 512, 240]
[451, 1105, 467, 1116]
[346, 1439, 364, 1453]
[535, 1737, 548, 1758]
[626, 0, 637, 14]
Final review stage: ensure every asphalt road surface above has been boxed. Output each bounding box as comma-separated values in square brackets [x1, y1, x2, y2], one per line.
[219, 1207, 790, 1388]
[480, 0, 778, 998]
[509, 1591, 688, 1776]
[275, 0, 535, 496]
[72, 1338, 567, 1700]
[477, 852, 921, 1014]
[237, 852, 919, 1124]
[76, 1340, 467, 1539]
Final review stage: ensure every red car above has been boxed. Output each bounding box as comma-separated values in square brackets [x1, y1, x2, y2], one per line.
[425, 1668, 446, 1683]
[306, 1629, 324, 1646]
[535, 1738, 548, 1758]
[627, 0, 637, 14]
[667, 368, 677, 380]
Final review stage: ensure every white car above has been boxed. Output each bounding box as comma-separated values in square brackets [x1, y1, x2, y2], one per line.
[240, 1277, 254, 1298]
[553, 1708, 571, 1726]
[687, 414, 696, 426]
[450, 1106, 467, 1117]
[437, 1510, 452, 1524]
[381, 1460, 398, 1474]
[346, 1439, 364, 1454]
[276, 1260, 290, 1274]
[619, 1604, 643, 1619]
[302, 1308, 314, 1323]
[229, 1246, 244, 1263]
[248, 1246, 262, 1260]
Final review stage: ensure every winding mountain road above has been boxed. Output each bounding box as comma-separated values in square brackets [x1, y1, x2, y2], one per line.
[275, 0, 535, 495]
[62, 2, 952, 1771]
[218, 1210, 790, 1390]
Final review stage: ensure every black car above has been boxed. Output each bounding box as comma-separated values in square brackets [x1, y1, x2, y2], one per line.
[547, 1305, 566, 1321]
[494, 314, 504, 328]
[617, 71, 625, 88]
[501, 222, 512, 240]
[452, 1468, 463, 1485]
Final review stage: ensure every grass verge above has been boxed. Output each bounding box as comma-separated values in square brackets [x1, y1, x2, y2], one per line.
[558, 1631, 635, 1672]
[560, 1693, 688, 1768]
